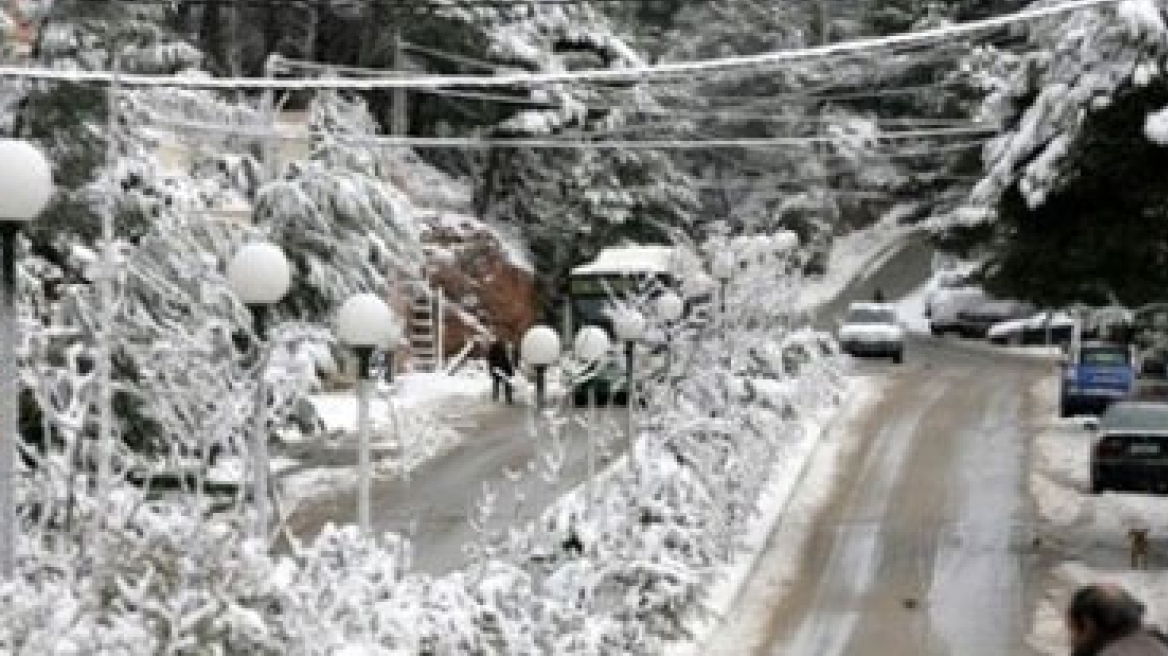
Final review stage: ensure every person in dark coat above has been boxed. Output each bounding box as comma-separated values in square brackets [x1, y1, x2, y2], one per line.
[487, 339, 515, 404]
[1066, 584, 1168, 656]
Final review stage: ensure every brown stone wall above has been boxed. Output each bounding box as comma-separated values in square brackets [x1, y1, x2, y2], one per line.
[422, 216, 537, 359]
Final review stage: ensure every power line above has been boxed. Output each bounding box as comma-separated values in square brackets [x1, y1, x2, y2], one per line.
[146, 115, 995, 148]
[0, 0, 1121, 89]
[68, 0, 677, 7]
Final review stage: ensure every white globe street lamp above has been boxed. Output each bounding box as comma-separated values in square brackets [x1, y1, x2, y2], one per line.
[711, 249, 735, 283]
[655, 291, 684, 324]
[574, 325, 610, 520]
[227, 240, 291, 540]
[0, 140, 51, 578]
[228, 241, 292, 304]
[655, 291, 684, 378]
[711, 250, 735, 317]
[611, 307, 645, 466]
[683, 271, 715, 299]
[573, 325, 611, 363]
[337, 292, 401, 536]
[521, 325, 561, 409]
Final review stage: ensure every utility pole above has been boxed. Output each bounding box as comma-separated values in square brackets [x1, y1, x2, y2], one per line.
[391, 30, 407, 137]
[819, 0, 830, 45]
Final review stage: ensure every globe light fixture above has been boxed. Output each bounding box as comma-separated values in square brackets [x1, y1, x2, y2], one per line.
[227, 241, 292, 307]
[337, 293, 400, 350]
[0, 141, 52, 221]
[0, 140, 51, 578]
[711, 250, 735, 283]
[655, 291, 684, 324]
[573, 325, 611, 363]
[683, 271, 716, 299]
[610, 307, 645, 465]
[521, 325, 561, 408]
[228, 240, 292, 540]
[611, 307, 647, 343]
[337, 292, 401, 536]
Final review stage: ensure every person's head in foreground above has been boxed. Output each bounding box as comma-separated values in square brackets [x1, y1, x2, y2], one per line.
[1066, 584, 1168, 655]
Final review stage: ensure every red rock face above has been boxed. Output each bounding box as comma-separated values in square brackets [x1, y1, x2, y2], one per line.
[421, 216, 537, 359]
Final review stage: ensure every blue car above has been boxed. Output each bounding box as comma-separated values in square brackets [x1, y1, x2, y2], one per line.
[1061, 341, 1136, 417]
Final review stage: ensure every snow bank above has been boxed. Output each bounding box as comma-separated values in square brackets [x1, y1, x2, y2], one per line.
[309, 371, 490, 433]
[670, 374, 880, 656]
[1027, 374, 1168, 654]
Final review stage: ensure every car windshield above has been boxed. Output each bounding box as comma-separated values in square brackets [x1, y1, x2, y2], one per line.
[847, 307, 895, 324]
[1081, 347, 1130, 366]
[1101, 403, 1168, 432]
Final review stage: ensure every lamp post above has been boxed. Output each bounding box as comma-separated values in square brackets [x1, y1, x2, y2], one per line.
[227, 240, 292, 540]
[0, 140, 51, 577]
[574, 325, 610, 519]
[611, 308, 645, 466]
[521, 325, 561, 410]
[711, 250, 735, 318]
[655, 291, 684, 378]
[337, 292, 401, 536]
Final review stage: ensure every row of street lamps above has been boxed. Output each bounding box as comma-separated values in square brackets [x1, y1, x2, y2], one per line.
[0, 137, 793, 571]
[518, 290, 685, 470]
[226, 241, 403, 539]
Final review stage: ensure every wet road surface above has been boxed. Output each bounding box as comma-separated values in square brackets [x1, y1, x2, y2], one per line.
[287, 402, 619, 574]
[715, 337, 1051, 656]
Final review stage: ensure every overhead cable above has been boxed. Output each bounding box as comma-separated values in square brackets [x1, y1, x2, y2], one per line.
[146, 116, 996, 149]
[0, 0, 1121, 89]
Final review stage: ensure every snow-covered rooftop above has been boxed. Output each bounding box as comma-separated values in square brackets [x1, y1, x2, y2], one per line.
[570, 245, 680, 277]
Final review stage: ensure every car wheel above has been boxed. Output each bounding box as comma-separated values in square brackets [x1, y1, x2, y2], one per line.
[1059, 400, 1072, 418]
[892, 351, 904, 364]
[1091, 477, 1106, 494]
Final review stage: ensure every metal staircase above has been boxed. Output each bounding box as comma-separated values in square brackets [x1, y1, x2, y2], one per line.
[406, 280, 443, 373]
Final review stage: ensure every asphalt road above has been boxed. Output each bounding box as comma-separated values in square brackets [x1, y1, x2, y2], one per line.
[286, 401, 620, 574]
[705, 235, 1055, 655]
[817, 236, 935, 326]
[748, 339, 1049, 656]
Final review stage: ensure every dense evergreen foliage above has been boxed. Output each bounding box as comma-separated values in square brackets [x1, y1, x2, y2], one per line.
[984, 81, 1168, 306]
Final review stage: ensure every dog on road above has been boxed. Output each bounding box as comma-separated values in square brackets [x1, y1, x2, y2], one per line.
[1129, 528, 1151, 570]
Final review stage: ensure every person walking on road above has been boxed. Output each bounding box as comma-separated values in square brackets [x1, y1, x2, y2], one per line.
[487, 338, 515, 405]
[1066, 584, 1168, 656]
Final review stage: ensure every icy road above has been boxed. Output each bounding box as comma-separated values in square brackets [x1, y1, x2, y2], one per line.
[710, 339, 1051, 656]
[287, 402, 617, 574]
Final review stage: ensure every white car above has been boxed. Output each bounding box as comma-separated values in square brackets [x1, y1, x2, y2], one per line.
[838, 303, 905, 363]
[988, 311, 1076, 346]
[928, 287, 988, 336]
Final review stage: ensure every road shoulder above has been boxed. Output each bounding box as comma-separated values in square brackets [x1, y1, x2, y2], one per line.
[681, 372, 886, 655]
[1027, 375, 1168, 653]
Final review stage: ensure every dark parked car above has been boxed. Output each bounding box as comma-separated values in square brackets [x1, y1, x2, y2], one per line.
[953, 299, 1034, 339]
[1091, 401, 1168, 494]
[573, 357, 630, 407]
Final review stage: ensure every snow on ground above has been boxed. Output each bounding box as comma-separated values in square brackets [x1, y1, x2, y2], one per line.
[311, 370, 491, 434]
[276, 370, 492, 508]
[796, 209, 917, 312]
[666, 374, 882, 656]
[894, 280, 932, 334]
[1027, 374, 1168, 654]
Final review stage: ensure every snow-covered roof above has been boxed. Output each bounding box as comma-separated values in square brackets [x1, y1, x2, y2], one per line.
[846, 302, 896, 312]
[571, 245, 680, 278]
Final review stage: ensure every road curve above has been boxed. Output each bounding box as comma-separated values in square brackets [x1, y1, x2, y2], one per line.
[286, 403, 619, 574]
